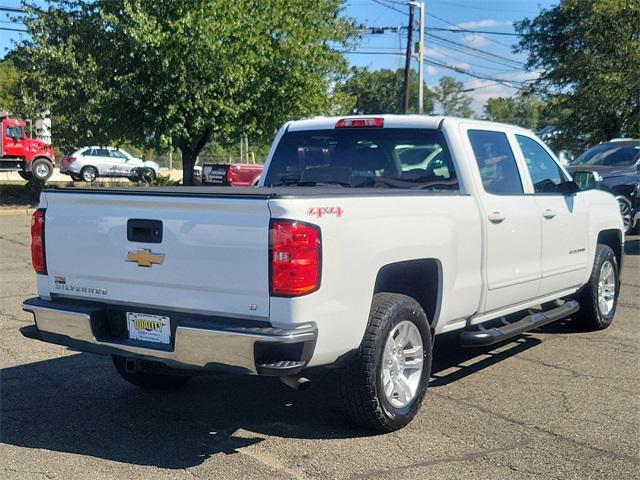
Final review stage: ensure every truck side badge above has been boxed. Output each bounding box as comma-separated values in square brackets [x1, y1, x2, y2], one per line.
[308, 206, 343, 218]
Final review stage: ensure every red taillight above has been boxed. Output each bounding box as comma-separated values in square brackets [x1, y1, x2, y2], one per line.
[31, 208, 46, 274]
[335, 117, 384, 128]
[67, 156, 77, 162]
[270, 220, 321, 296]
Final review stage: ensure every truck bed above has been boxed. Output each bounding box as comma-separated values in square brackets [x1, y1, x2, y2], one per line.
[45, 186, 465, 198]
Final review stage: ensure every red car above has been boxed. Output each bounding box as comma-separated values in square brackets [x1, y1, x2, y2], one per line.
[201, 163, 263, 187]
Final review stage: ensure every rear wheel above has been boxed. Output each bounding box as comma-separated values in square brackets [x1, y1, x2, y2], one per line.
[338, 293, 432, 432]
[31, 158, 54, 181]
[81, 166, 98, 183]
[112, 355, 192, 390]
[573, 244, 619, 330]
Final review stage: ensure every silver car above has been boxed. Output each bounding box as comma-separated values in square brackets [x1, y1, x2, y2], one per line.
[60, 146, 160, 182]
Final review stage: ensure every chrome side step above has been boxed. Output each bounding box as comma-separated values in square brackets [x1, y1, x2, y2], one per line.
[460, 300, 580, 348]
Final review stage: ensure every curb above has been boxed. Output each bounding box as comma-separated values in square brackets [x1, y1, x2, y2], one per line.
[0, 207, 36, 216]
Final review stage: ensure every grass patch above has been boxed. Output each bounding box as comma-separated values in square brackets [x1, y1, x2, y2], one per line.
[0, 176, 181, 205]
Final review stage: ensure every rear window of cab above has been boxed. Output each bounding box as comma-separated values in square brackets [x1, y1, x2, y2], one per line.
[263, 128, 459, 191]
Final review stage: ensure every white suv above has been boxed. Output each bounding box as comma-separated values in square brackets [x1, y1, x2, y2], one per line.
[60, 146, 160, 182]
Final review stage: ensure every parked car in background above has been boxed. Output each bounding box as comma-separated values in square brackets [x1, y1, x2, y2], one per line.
[60, 146, 160, 183]
[567, 139, 640, 233]
[202, 162, 263, 186]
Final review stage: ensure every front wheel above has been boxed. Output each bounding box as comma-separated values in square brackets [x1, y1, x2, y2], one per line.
[140, 167, 156, 183]
[31, 158, 54, 181]
[573, 244, 619, 330]
[338, 293, 432, 432]
[616, 196, 633, 234]
[112, 355, 192, 390]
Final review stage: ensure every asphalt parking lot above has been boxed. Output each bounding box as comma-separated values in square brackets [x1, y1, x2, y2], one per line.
[1, 213, 639, 479]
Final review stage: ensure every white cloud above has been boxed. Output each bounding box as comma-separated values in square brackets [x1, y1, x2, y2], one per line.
[455, 19, 513, 29]
[426, 65, 439, 75]
[466, 82, 517, 114]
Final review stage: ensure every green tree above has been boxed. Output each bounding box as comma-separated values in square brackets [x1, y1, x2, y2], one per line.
[516, 0, 640, 141]
[0, 59, 20, 113]
[333, 68, 433, 114]
[484, 92, 546, 130]
[433, 76, 473, 117]
[15, 0, 355, 184]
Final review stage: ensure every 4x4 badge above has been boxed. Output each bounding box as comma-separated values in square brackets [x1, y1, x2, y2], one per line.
[125, 249, 165, 268]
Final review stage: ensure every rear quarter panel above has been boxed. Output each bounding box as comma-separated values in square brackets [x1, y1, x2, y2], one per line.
[268, 194, 482, 366]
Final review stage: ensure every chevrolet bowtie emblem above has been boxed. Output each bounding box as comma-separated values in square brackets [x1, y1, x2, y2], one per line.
[125, 249, 165, 268]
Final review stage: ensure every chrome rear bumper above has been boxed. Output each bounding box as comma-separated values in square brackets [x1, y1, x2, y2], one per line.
[22, 297, 316, 375]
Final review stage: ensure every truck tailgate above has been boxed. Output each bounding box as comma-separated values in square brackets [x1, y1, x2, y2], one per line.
[42, 191, 271, 318]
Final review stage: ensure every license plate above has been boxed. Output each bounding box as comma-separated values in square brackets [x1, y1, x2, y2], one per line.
[127, 312, 171, 345]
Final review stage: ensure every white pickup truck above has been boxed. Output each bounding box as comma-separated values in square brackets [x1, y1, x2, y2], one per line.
[22, 115, 623, 431]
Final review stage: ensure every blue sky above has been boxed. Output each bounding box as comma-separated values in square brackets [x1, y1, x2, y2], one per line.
[0, 0, 557, 113]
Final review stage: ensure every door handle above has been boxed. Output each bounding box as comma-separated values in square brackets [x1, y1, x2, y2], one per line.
[488, 211, 505, 223]
[542, 209, 557, 219]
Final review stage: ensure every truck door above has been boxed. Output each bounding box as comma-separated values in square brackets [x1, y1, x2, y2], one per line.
[3, 123, 26, 158]
[513, 134, 589, 296]
[465, 128, 542, 312]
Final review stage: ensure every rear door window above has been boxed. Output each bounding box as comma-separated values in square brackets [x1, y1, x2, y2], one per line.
[467, 130, 523, 195]
[264, 128, 458, 190]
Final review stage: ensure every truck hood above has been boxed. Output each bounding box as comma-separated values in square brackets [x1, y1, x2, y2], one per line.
[28, 139, 54, 156]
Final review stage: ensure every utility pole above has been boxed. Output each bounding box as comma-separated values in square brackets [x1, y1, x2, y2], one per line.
[411, 2, 425, 114]
[402, 3, 415, 114]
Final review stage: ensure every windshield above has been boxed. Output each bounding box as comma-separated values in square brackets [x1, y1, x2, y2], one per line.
[572, 143, 640, 166]
[263, 128, 459, 190]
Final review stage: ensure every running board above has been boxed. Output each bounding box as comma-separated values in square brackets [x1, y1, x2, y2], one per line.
[460, 300, 579, 348]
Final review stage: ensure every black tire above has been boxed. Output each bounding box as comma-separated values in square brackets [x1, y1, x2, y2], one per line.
[616, 196, 633, 235]
[338, 293, 432, 432]
[81, 166, 98, 183]
[31, 158, 54, 181]
[141, 167, 156, 183]
[70, 174, 83, 182]
[112, 355, 192, 390]
[573, 244, 619, 331]
[18, 171, 32, 181]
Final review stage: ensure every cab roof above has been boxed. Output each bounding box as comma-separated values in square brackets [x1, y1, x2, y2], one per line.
[286, 114, 534, 135]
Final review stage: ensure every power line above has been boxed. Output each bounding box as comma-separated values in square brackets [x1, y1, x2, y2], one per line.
[426, 36, 522, 69]
[371, 0, 407, 16]
[426, 32, 525, 66]
[427, 27, 520, 37]
[0, 5, 25, 14]
[0, 25, 25, 32]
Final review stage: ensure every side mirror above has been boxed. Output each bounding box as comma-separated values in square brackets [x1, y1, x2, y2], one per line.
[571, 170, 603, 191]
[557, 180, 580, 196]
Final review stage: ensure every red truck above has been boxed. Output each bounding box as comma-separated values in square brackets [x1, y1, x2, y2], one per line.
[201, 162, 263, 186]
[1, 113, 55, 181]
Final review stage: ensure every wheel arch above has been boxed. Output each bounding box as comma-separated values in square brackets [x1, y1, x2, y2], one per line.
[597, 229, 623, 269]
[25, 155, 54, 172]
[372, 258, 442, 330]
